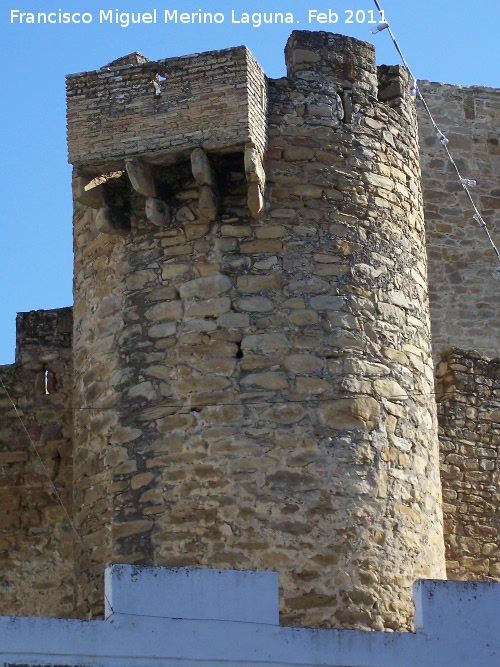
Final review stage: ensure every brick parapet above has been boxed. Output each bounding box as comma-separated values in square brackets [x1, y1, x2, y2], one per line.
[66, 46, 267, 170]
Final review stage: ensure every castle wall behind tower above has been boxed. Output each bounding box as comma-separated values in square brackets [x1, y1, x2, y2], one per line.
[0, 309, 74, 617]
[436, 349, 500, 581]
[418, 86, 500, 576]
[418, 82, 500, 360]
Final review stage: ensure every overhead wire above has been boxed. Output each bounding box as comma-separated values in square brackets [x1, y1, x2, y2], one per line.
[370, 0, 500, 276]
[0, 381, 452, 412]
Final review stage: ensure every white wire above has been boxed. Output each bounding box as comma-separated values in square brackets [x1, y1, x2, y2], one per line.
[371, 0, 500, 267]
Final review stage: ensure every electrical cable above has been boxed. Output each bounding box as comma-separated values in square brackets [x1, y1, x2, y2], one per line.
[0, 382, 451, 412]
[371, 0, 500, 276]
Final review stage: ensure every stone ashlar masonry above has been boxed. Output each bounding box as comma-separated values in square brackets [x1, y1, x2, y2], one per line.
[68, 30, 445, 632]
[3, 31, 498, 631]
[436, 349, 500, 582]
[0, 308, 74, 617]
[418, 81, 500, 361]
[417, 81, 500, 583]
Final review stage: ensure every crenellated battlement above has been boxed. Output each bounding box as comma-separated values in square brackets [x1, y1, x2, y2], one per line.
[285, 31, 378, 99]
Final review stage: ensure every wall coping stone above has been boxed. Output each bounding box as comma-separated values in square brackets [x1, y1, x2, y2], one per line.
[0, 565, 499, 667]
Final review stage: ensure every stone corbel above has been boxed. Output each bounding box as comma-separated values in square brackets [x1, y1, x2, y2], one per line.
[72, 173, 105, 209]
[244, 145, 265, 219]
[190, 147, 218, 221]
[125, 158, 170, 227]
[73, 170, 130, 235]
[125, 158, 156, 197]
[145, 197, 170, 226]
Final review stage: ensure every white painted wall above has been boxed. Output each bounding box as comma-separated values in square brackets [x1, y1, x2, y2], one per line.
[1, 565, 499, 667]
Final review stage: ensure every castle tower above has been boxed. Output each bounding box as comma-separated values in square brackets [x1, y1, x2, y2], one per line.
[68, 31, 446, 631]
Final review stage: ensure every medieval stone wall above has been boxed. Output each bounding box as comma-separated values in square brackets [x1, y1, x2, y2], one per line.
[436, 349, 500, 581]
[69, 31, 445, 631]
[0, 31, 499, 630]
[0, 308, 74, 617]
[418, 81, 500, 361]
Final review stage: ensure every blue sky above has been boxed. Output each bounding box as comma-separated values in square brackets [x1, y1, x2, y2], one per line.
[0, 0, 499, 363]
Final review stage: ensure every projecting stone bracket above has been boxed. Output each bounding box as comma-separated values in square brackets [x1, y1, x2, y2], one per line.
[244, 145, 266, 219]
[125, 158, 171, 227]
[191, 147, 219, 221]
[73, 174, 106, 209]
[125, 158, 156, 197]
[73, 170, 131, 235]
[145, 197, 170, 226]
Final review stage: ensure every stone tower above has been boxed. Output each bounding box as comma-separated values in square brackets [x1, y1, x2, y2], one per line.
[67, 31, 446, 631]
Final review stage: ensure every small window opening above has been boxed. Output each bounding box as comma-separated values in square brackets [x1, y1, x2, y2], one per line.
[44, 370, 57, 395]
[341, 90, 353, 124]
